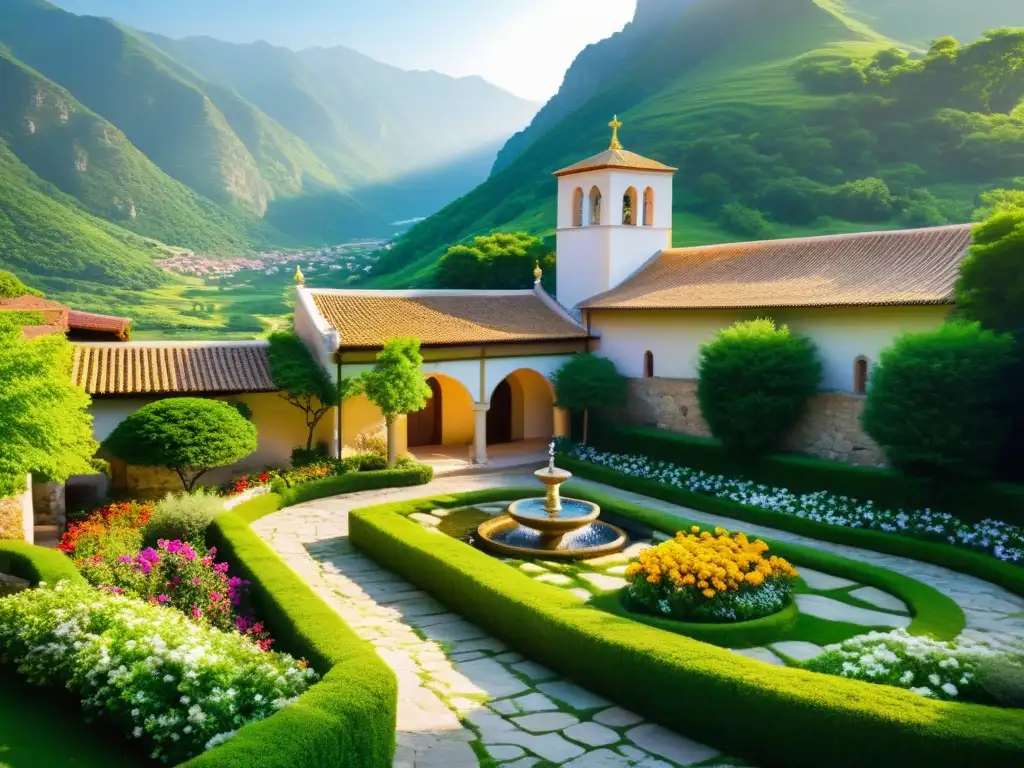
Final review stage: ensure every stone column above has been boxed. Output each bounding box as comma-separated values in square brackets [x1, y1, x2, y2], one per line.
[553, 407, 571, 439]
[473, 402, 490, 465]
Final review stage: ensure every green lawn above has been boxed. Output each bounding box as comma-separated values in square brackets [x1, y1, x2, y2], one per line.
[0, 670, 150, 768]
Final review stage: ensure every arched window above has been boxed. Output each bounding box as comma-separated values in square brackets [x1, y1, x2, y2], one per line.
[589, 186, 602, 225]
[853, 357, 869, 394]
[571, 187, 584, 227]
[644, 351, 655, 378]
[623, 187, 638, 226]
[643, 187, 655, 226]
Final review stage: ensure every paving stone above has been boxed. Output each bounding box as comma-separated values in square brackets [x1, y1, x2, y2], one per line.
[626, 724, 721, 766]
[450, 650, 488, 662]
[448, 697, 483, 713]
[797, 567, 857, 591]
[563, 748, 631, 767]
[518, 733, 586, 763]
[537, 681, 612, 710]
[535, 573, 574, 586]
[595, 706, 644, 728]
[729, 647, 786, 666]
[489, 699, 520, 716]
[795, 594, 912, 628]
[507, 692, 559, 713]
[605, 565, 629, 576]
[421, 619, 489, 643]
[486, 744, 525, 761]
[495, 651, 525, 664]
[519, 562, 548, 574]
[407, 612, 471, 629]
[618, 744, 650, 761]
[413, 739, 478, 768]
[409, 512, 443, 527]
[579, 572, 628, 592]
[585, 551, 630, 567]
[849, 586, 910, 613]
[503, 758, 540, 768]
[450, 637, 507, 654]
[770, 641, 825, 663]
[455, 658, 531, 698]
[564, 721, 620, 747]
[569, 588, 593, 602]
[511, 712, 579, 733]
[387, 597, 448, 617]
[511, 660, 556, 681]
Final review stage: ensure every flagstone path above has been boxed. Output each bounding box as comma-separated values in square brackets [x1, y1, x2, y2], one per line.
[251, 469, 1024, 766]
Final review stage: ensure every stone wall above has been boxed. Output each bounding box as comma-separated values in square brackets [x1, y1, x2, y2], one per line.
[626, 378, 886, 467]
[32, 481, 66, 529]
[0, 476, 33, 544]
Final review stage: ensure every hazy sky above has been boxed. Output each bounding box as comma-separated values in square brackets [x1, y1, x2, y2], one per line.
[50, 0, 638, 101]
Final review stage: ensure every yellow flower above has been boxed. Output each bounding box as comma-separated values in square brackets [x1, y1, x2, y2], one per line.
[702, 588, 716, 599]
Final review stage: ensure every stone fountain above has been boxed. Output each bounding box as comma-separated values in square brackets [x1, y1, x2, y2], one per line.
[477, 443, 627, 560]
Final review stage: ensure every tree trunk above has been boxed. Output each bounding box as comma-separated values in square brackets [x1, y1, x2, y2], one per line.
[305, 421, 315, 451]
[386, 419, 398, 467]
[582, 408, 590, 446]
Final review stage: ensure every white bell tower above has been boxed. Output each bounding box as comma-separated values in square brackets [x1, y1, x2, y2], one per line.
[554, 116, 676, 311]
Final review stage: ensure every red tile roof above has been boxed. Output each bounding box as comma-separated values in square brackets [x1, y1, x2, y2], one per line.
[67, 310, 132, 339]
[581, 225, 975, 311]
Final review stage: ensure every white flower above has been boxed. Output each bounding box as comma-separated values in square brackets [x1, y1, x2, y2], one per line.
[928, 673, 941, 686]
[941, 683, 958, 697]
[133, 727, 143, 739]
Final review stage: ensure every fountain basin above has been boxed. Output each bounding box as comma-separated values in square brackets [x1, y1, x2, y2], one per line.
[478, 516, 628, 561]
[507, 497, 600, 535]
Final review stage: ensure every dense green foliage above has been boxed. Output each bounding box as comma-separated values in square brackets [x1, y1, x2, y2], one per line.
[863, 322, 1015, 480]
[143, 490, 225, 548]
[350, 490, 1024, 768]
[551, 353, 628, 445]
[183, 506, 397, 768]
[0, 269, 42, 298]
[0, 320, 97, 497]
[274, 464, 434, 507]
[372, 1, 1024, 288]
[697, 319, 822, 456]
[103, 399, 258, 491]
[434, 232, 555, 290]
[361, 339, 432, 465]
[0, 540, 87, 586]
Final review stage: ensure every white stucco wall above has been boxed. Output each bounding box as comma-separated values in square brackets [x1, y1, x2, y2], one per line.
[294, 286, 338, 377]
[588, 305, 951, 393]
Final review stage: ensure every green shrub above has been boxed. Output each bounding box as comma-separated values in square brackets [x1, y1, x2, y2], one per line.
[103, 399, 258, 491]
[831, 177, 894, 221]
[977, 654, 1024, 709]
[277, 465, 433, 507]
[143, 489, 224, 547]
[719, 203, 774, 238]
[0, 540, 86, 586]
[863, 322, 1015, 480]
[350, 494, 1021, 768]
[353, 429, 388, 458]
[551, 353, 628, 445]
[291, 442, 330, 468]
[345, 452, 388, 473]
[697, 319, 821, 456]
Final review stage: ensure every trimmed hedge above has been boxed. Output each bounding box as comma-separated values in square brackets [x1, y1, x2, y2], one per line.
[182, 501, 397, 768]
[573, 485, 965, 642]
[273, 465, 434, 507]
[561, 455, 1024, 599]
[594, 425, 1024, 524]
[349, 493, 1024, 768]
[0, 541, 86, 586]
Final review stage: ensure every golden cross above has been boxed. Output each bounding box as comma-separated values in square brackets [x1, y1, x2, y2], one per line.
[608, 114, 624, 150]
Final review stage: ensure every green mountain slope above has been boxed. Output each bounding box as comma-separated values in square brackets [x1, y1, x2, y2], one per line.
[0, 51, 275, 254]
[372, 0, 1024, 288]
[844, 0, 1023, 46]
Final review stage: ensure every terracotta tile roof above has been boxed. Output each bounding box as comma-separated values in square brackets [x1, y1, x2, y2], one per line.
[554, 148, 677, 177]
[72, 343, 278, 396]
[581, 225, 975, 311]
[67, 310, 132, 339]
[309, 290, 590, 350]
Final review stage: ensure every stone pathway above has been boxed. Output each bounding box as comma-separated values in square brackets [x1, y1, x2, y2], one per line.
[252, 469, 1024, 766]
[253, 472, 745, 767]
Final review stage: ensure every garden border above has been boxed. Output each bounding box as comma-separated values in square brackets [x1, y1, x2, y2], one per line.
[0, 541, 86, 586]
[560, 455, 1024, 598]
[349, 490, 1022, 768]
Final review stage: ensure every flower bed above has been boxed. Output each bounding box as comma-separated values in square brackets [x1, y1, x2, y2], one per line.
[59, 501, 154, 561]
[566, 445, 1024, 564]
[0, 581, 316, 764]
[626, 527, 797, 622]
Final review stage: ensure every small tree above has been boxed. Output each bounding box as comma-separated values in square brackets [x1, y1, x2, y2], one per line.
[0, 322, 97, 497]
[103, 399, 258, 491]
[361, 338, 432, 466]
[551, 353, 627, 446]
[697, 319, 821, 457]
[268, 331, 361, 451]
[862, 322, 1014, 481]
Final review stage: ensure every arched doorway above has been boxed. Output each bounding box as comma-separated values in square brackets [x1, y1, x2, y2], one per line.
[487, 379, 513, 445]
[408, 378, 442, 447]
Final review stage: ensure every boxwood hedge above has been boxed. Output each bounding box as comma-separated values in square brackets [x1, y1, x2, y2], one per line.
[349, 492, 1024, 768]
[0, 541, 86, 586]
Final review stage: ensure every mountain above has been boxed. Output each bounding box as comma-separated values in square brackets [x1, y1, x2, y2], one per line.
[371, 0, 1024, 288]
[844, 0, 1023, 46]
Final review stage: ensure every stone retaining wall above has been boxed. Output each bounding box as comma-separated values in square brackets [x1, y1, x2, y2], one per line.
[626, 378, 886, 467]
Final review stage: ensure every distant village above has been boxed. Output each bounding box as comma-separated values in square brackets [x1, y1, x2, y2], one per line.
[159, 240, 392, 280]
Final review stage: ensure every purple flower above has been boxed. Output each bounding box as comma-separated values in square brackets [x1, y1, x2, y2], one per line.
[209, 591, 223, 602]
[156, 594, 170, 604]
[192, 577, 201, 586]
[117, 555, 132, 564]
[138, 548, 160, 564]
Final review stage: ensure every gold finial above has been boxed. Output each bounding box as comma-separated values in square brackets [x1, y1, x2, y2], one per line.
[609, 114, 624, 150]
[533, 260, 543, 285]
[293, 264, 305, 285]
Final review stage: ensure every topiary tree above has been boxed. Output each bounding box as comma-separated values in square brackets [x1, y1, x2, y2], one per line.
[551, 353, 627, 446]
[0, 322, 97, 498]
[103, 399, 258, 491]
[862, 322, 1014, 481]
[361, 338, 432, 466]
[268, 331, 361, 453]
[697, 319, 821, 457]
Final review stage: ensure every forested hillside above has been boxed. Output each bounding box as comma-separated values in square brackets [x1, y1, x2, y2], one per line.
[372, 0, 1024, 288]
[844, 0, 1022, 47]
